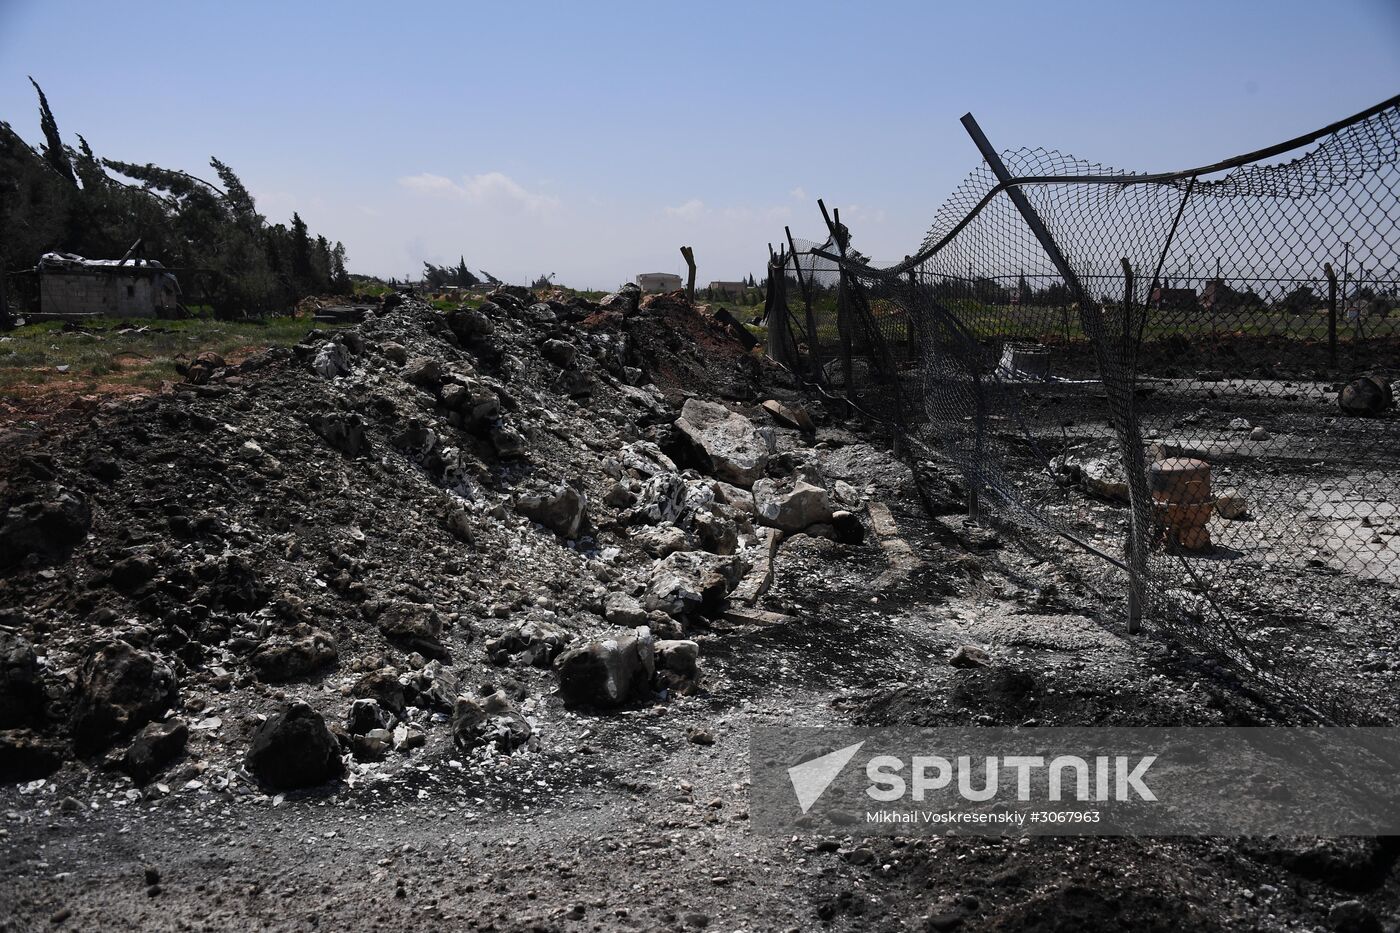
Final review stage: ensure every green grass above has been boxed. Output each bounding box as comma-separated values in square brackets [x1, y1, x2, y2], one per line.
[0, 315, 331, 394]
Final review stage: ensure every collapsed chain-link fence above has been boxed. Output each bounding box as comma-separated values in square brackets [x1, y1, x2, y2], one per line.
[766, 97, 1400, 723]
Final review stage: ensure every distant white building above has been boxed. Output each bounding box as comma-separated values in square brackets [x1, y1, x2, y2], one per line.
[636, 272, 683, 294]
[37, 252, 180, 318]
[707, 280, 748, 298]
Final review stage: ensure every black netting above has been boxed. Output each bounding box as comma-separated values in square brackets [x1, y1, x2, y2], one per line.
[769, 98, 1400, 723]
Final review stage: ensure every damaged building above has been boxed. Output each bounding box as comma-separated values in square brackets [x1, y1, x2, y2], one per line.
[36, 252, 181, 318]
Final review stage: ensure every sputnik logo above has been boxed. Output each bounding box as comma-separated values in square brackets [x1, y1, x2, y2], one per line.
[787, 741, 866, 813]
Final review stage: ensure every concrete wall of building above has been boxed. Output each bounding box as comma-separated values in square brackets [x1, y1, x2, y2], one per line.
[707, 281, 747, 298]
[39, 271, 176, 317]
[636, 273, 683, 294]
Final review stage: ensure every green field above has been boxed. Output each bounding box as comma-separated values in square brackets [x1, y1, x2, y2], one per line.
[0, 315, 329, 393]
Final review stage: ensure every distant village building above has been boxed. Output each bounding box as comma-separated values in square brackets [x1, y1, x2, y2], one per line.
[707, 280, 748, 299]
[1149, 286, 1198, 310]
[636, 272, 683, 294]
[37, 252, 180, 318]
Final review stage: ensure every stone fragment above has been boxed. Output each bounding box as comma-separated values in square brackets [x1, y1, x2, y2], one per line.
[123, 719, 188, 784]
[553, 629, 656, 707]
[949, 645, 990, 668]
[71, 641, 179, 754]
[644, 551, 743, 617]
[245, 702, 344, 789]
[760, 399, 815, 433]
[452, 691, 532, 754]
[753, 479, 834, 532]
[0, 488, 90, 567]
[516, 485, 588, 539]
[675, 398, 769, 488]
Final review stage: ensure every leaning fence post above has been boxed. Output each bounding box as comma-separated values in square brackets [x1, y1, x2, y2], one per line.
[962, 112, 1151, 632]
[818, 200, 855, 415]
[1324, 262, 1338, 370]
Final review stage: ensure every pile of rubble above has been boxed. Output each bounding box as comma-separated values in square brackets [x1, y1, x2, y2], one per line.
[0, 284, 873, 794]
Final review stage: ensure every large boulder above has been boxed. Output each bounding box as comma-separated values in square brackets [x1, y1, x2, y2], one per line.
[122, 718, 188, 784]
[516, 485, 588, 539]
[553, 628, 656, 707]
[0, 488, 90, 567]
[674, 399, 769, 488]
[451, 691, 532, 754]
[752, 479, 834, 533]
[70, 641, 178, 754]
[250, 628, 338, 682]
[486, 616, 574, 667]
[366, 601, 448, 661]
[0, 631, 42, 728]
[655, 639, 702, 695]
[311, 340, 351, 378]
[245, 702, 344, 789]
[644, 551, 743, 617]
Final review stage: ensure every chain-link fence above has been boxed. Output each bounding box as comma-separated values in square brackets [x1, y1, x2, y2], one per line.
[767, 97, 1400, 722]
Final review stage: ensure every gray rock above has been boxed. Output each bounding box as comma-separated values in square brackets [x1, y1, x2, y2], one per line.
[621, 472, 688, 525]
[950, 645, 990, 668]
[553, 628, 656, 707]
[347, 698, 392, 735]
[378, 341, 408, 364]
[604, 592, 649, 627]
[1052, 452, 1128, 503]
[367, 601, 448, 662]
[446, 307, 494, 342]
[655, 639, 700, 680]
[452, 691, 532, 753]
[122, 719, 188, 784]
[552, 369, 595, 399]
[308, 412, 370, 458]
[352, 728, 393, 762]
[490, 425, 527, 459]
[1249, 425, 1271, 441]
[250, 628, 337, 682]
[0, 487, 91, 567]
[311, 341, 351, 378]
[694, 511, 739, 554]
[71, 641, 179, 754]
[0, 631, 42, 728]
[675, 398, 769, 488]
[486, 617, 574, 667]
[245, 702, 344, 789]
[541, 339, 578, 368]
[711, 481, 756, 514]
[403, 356, 444, 388]
[1216, 490, 1248, 520]
[753, 479, 834, 532]
[644, 550, 743, 616]
[632, 524, 690, 557]
[1327, 899, 1380, 933]
[516, 485, 588, 539]
[1228, 417, 1252, 431]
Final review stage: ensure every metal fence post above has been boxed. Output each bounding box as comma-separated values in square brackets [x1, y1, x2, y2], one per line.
[962, 112, 1152, 632]
[785, 225, 823, 385]
[1325, 262, 1338, 370]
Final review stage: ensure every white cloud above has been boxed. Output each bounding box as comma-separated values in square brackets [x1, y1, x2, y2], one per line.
[398, 171, 560, 216]
[665, 198, 707, 221]
[789, 186, 808, 202]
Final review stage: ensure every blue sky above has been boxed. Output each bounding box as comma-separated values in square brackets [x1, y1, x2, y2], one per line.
[2, 0, 1397, 289]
